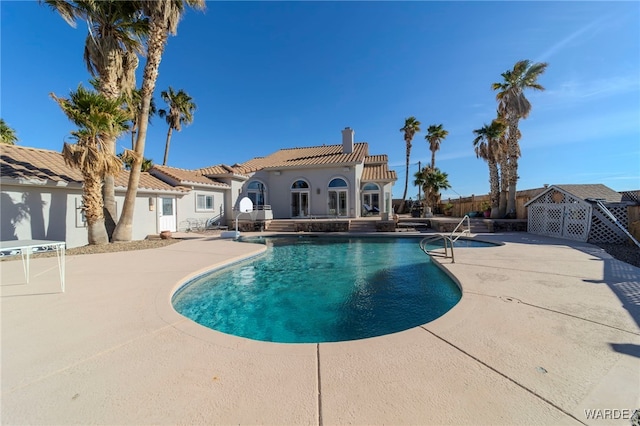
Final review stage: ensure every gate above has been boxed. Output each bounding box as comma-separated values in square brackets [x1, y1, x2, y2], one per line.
[528, 203, 592, 241]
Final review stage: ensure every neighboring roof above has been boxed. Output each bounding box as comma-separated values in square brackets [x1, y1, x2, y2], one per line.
[525, 184, 623, 206]
[152, 165, 230, 189]
[235, 143, 370, 172]
[1, 144, 186, 193]
[554, 184, 622, 203]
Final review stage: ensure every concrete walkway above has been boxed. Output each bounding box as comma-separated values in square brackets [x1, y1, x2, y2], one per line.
[1, 233, 639, 425]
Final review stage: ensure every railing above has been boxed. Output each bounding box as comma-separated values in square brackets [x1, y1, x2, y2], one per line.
[232, 205, 273, 221]
[419, 234, 456, 263]
[418, 215, 471, 263]
[450, 215, 471, 242]
[587, 199, 640, 248]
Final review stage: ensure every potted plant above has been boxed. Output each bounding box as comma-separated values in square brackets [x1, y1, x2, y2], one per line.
[480, 201, 491, 218]
[444, 203, 454, 216]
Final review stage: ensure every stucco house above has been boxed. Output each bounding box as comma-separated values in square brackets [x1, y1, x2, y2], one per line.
[1, 127, 397, 247]
[224, 127, 395, 219]
[0, 144, 226, 248]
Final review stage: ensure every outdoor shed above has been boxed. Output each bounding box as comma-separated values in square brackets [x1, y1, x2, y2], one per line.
[525, 184, 633, 243]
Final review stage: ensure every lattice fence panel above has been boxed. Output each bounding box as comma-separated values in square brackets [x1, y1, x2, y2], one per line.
[588, 204, 628, 244]
[527, 204, 565, 238]
[545, 206, 563, 237]
[621, 191, 640, 204]
[563, 205, 591, 241]
[528, 205, 547, 235]
[527, 189, 592, 241]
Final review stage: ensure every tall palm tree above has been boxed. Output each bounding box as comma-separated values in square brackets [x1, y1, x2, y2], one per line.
[124, 88, 157, 150]
[158, 87, 196, 165]
[0, 119, 19, 145]
[492, 59, 547, 217]
[425, 124, 448, 169]
[113, 0, 205, 242]
[399, 116, 421, 214]
[43, 0, 147, 237]
[473, 118, 506, 218]
[51, 85, 127, 245]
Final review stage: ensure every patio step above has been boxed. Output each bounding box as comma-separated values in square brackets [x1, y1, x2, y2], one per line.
[469, 219, 490, 234]
[349, 220, 377, 233]
[266, 220, 295, 232]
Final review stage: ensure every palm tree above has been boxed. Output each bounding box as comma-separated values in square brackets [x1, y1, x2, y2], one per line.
[413, 168, 428, 217]
[43, 0, 147, 237]
[425, 124, 448, 169]
[492, 59, 547, 217]
[51, 85, 127, 245]
[418, 167, 451, 214]
[158, 87, 196, 165]
[0, 119, 19, 145]
[113, 0, 205, 242]
[399, 116, 421, 214]
[473, 119, 506, 218]
[118, 152, 154, 171]
[124, 88, 157, 149]
[413, 167, 451, 217]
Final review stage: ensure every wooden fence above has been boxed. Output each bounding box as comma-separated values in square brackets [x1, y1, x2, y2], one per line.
[440, 188, 547, 219]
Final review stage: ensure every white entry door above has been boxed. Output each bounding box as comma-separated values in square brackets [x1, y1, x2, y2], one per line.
[158, 197, 177, 232]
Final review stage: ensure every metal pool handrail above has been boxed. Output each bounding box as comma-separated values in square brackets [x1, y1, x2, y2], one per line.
[419, 234, 456, 263]
[419, 215, 471, 263]
[450, 214, 471, 243]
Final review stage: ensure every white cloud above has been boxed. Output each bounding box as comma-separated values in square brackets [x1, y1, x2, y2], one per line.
[535, 14, 612, 63]
[541, 76, 640, 106]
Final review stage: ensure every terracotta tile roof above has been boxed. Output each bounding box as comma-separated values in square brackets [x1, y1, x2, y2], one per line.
[197, 164, 247, 177]
[1, 144, 186, 192]
[1, 144, 82, 184]
[114, 170, 187, 192]
[236, 143, 369, 171]
[152, 165, 230, 188]
[362, 163, 397, 181]
[364, 155, 388, 165]
[554, 184, 622, 203]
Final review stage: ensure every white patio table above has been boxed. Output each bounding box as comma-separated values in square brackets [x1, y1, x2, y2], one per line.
[0, 240, 66, 292]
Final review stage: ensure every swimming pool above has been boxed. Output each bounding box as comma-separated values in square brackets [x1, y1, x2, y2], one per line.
[172, 236, 489, 343]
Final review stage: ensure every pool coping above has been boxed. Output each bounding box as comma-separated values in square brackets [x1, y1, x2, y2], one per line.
[2, 232, 639, 424]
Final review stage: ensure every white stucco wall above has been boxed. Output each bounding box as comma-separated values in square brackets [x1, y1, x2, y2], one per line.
[174, 188, 226, 231]
[1, 183, 202, 248]
[1, 184, 89, 248]
[241, 167, 360, 218]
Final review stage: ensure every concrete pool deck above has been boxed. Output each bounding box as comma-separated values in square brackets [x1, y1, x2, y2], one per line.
[1, 232, 639, 425]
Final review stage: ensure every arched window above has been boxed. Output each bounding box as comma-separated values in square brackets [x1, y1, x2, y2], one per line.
[291, 180, 309, 189]
[291, 179, 310, 217]
[363, 183, 379, 191]
[328, 178, 348, 216]
[328, 178, 347, 188]
[361, 182, 380, 216]
[247, 180, 266, 206]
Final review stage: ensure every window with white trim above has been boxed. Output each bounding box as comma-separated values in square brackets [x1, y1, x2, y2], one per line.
[196, 193, 214, 211]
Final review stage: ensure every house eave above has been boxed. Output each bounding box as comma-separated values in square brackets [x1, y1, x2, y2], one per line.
[1, 176, 82, 188]
[262, 161, 362, 172]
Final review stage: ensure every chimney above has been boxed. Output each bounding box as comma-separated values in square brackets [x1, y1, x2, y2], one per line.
[341, 127, 354, 154]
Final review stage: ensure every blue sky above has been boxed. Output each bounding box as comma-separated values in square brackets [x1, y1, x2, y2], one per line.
[2, 1, 639, 200]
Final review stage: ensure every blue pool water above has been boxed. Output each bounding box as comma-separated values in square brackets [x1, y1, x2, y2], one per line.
[172, 237, 490, 343]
